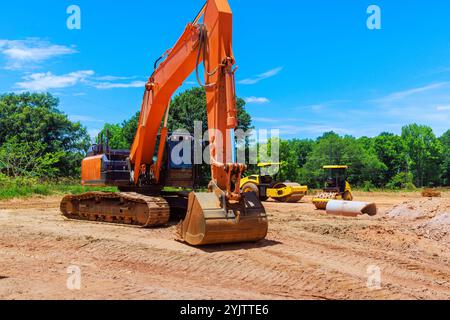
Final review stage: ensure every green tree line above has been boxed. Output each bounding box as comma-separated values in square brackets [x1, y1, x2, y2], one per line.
[1, 90, 449, 191]
[275, 127, 449, 190]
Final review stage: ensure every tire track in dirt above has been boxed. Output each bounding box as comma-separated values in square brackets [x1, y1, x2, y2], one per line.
[1, 192, 449, 300]
[267, 235, 449, 299]
[265, 215, 450, 299]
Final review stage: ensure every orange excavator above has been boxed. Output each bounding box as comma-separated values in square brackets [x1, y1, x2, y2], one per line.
[60, 0, 268, 246]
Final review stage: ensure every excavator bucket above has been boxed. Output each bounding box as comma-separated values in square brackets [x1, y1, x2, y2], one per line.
[178, 191, 268, 246]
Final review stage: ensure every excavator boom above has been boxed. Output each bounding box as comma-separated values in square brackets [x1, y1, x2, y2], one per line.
[131, 0, 240, 195]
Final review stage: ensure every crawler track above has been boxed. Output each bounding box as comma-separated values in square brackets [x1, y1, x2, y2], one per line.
[60, 192, 170, 227]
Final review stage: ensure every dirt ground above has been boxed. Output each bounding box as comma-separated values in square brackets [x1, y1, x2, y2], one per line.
[0, 191, 449, 300]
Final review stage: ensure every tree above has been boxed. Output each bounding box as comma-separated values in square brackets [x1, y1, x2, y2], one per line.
[440, 130, 450, 186]
[168, 87, 252, 134]
[401, 124, 444, 187]
[121, 111, 140, 147]
[277, 138, 314, 182]
[300, 132, 386, 188]
[0, 137, 63, 178]
[99, 123, 129, 149]
[373, 132, 406, 183]
[386, 172, 416, 190]
[0, 92, 91, 177]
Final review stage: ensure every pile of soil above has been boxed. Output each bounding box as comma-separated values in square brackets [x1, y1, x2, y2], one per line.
[417, 213, 450, 244]
[421, 189, 442, 198]
[387, 197, 450, 244]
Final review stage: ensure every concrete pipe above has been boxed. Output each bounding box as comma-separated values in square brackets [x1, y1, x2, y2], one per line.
[326, 200, 377, 217]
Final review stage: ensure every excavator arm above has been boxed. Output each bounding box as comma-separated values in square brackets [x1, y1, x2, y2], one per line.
[130, 0, 242, 201]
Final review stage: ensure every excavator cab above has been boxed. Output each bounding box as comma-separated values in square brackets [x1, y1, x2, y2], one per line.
[81, 131, 196, 190]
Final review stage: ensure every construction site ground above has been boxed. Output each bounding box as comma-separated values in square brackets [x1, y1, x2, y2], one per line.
[0, 191, 449, 300]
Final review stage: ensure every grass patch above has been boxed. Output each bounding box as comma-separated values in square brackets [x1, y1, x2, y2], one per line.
[0, 175, 117, 200]
[309, 187, 442, 194]
[54, 184, 117, 195]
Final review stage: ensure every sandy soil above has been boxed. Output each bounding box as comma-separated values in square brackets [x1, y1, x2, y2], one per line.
[0, 191, 449, 300]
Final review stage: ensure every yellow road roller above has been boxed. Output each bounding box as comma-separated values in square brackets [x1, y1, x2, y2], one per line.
[240, 163, 308, 203]
[312, 165, 353, 210]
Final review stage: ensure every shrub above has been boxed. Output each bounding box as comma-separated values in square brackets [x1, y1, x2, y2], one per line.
[362, 181, 376, 192]
[386, 172, 416, 190]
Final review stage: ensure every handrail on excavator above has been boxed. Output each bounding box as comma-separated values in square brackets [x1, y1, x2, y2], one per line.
[193, 3, 207, 24]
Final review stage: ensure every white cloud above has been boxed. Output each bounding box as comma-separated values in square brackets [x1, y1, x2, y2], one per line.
[370, 82, 450, 104]
[363, 82, 450, 132]
[238, 67, 283, 85]
[14, 70, 147, 91]
[295, 100, 350, 112]
[93, 75, 136, 81]
[253, 117, 279, 123]
[93, 81, 146, 89]
[261, 124, 353, 136]
[310, 104, 325, 111]
[69, 115, 105, 123]
[436, 105, 450, 111]
[253, 117, 311, 125]
[15, 70, 94, 91]
[386, 105, 450, 123]
[0, 39, 77, 70]
[244, 96, 270, 104]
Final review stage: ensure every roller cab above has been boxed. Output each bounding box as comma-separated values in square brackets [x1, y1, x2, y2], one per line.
[313, 165, 354, 210]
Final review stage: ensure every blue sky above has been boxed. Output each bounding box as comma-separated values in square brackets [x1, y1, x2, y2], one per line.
[0, 0, 449, 139]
